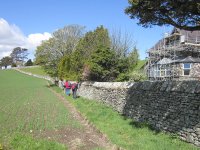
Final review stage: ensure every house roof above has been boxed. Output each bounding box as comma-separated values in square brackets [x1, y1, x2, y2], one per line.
[175, 56, 200, 63]
[149, 28, 200, 52]
[157, 58, 172, 65]
[155, 56, 200, 65]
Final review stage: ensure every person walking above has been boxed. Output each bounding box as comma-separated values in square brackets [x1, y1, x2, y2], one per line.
[59, 79, 65, 90]
[71, 82, 78, 99]
[61, 79, 66, 94]
[65, 80, 71, 96]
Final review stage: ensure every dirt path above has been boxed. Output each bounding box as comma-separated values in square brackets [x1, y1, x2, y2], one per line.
[43, 87, 117, 150]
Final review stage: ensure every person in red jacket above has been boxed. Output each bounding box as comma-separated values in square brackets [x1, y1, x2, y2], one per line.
[65, 81, 71, 96]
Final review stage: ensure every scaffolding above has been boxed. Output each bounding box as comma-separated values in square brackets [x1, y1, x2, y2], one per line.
[147, 28, 200, 81]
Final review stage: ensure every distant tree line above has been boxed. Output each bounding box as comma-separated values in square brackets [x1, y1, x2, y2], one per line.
[0, 47, 33, 69]
[35, 25, 146, 82]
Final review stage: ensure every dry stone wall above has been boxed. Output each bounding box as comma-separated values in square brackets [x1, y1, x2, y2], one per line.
[78, 82, 132, 112]
[78, 80, 200, 147]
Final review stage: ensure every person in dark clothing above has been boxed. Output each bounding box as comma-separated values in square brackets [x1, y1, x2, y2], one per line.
[65, 81, 71, 96]
[71, 82, 78, 99]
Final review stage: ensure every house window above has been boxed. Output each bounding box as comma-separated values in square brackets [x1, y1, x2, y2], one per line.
[160, 70, 165, 77]
[183, 63, 191, 76]
[158, 65, 171, 77]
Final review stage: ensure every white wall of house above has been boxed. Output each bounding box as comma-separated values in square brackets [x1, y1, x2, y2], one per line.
[1, 65, 11, 69]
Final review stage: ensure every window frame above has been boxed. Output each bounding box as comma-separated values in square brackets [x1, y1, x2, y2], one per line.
[182, 63, 191, 76]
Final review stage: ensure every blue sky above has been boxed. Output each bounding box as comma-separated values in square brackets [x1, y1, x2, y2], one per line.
[0, 0, 172, 60]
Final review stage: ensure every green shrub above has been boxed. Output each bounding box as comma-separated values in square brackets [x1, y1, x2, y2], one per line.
[129, 70, 147, 81]
[25, 59, 33, 66]
[58, 55, 81, 81]
[115, 73, 129, 81]
[11, 63, 17, 67]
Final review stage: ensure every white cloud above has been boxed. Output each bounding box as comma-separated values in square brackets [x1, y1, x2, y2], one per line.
[0, 18, 52, 59]
[26, 32, 52, 50]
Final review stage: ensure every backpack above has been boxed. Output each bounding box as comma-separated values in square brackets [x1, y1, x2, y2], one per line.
[65, 81, 71, 88]
[71, 83, 77, 90]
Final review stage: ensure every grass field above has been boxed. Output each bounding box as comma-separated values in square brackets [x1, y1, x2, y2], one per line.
[0, 69, 81, 149]
[134, 60, 147, 70]
[19, 66, 47, 76]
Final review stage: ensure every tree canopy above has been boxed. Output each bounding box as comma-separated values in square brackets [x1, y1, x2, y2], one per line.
[35, 25, 85, 77]
[110, 29, 134, 58]
[58, 25, 112, 81]
[35, 24, 143, 81]
[89, 46, 117, 81]
[125, 0, 200, 31]
[10, 47, 28, 65]
[25, 59, 33, 66]
[0, 56, 13, 69]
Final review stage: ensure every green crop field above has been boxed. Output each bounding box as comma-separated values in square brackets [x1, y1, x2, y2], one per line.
[0, 69, 80, 149]
[19, 66, 47, 76]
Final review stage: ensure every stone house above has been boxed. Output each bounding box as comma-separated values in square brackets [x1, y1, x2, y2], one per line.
[147, 28, 200, 80]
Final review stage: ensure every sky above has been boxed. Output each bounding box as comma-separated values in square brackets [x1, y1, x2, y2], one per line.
[0, 0, 172, 60]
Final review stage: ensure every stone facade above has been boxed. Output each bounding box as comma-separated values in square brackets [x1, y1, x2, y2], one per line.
[78, 81, 200, 147]
[191, 63, 200, 79]
[172, 63, 182, 77]
[172, 63, 200, 80]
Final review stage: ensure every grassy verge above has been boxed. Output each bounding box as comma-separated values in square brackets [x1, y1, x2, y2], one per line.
[18, 66, 47, 76]
[51, 85, 199, 150]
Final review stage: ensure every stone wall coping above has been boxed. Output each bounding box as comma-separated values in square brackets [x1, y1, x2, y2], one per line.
[80, 81, 135, 89]
[132, 80, 200, 93]
[81, 80, 200, 94]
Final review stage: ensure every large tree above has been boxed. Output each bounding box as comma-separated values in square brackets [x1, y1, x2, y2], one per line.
[10, 47, 28, 65]
[0, 56, 13, 69]
[72, 25, 111, 79]
[35, 25, 85, 77]
[88, 46, 118, 81]
[53, 25, 85, 54]
[110, 28, 135, 58]
[125, 0, 200, 31]
[35, 38, 63, 77]
[75, 25, 111, 60]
